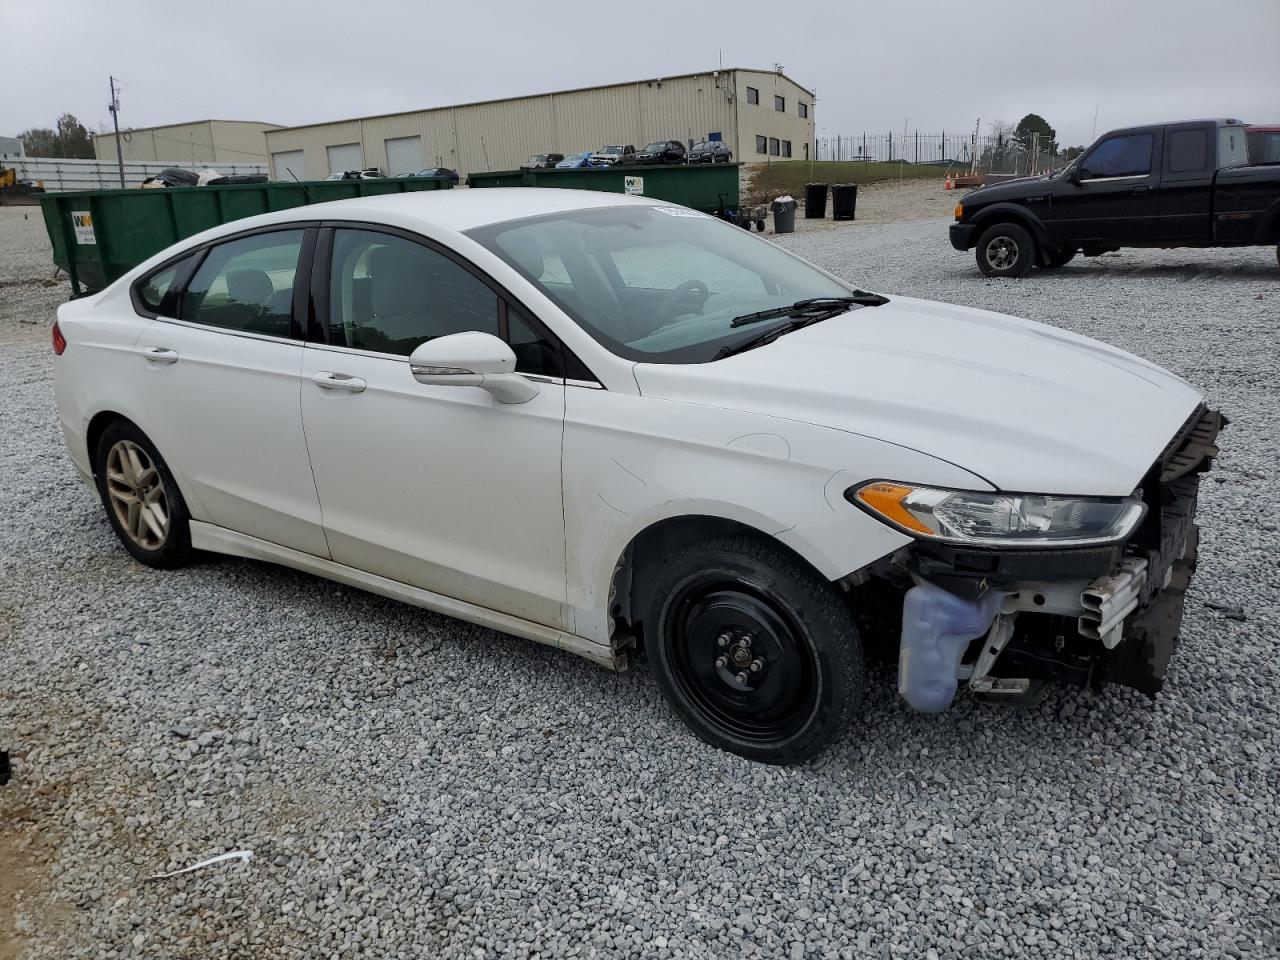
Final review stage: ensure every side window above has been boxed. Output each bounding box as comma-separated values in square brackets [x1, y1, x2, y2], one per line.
[1167, 129, 1208, 173]
[1080, 133, 1154, 179]
[179, 231, 303, 336]
[507, 307, 563, 378]
[329, 230, 498, 356]
[136, 258, 188, 315]
[746, 86, 759, 105]
[755, 135, 767, 154]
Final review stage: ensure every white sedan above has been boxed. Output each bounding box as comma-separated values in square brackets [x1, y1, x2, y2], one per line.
[51, 189, 1220, 763]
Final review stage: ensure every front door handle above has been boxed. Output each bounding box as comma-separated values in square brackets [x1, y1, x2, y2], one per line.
[312, 371, 367, 393]
[140, 346, 179, 364]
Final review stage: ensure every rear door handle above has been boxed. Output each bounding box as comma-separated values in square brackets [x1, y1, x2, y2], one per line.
[312, 371, 367, 393]
[140, 346, 179, 364]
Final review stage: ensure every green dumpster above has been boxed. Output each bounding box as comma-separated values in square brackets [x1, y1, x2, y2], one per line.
[40, 176, 453, 296]
[467, 163, 740, 216]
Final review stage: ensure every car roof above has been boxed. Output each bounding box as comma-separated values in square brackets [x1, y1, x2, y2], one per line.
[188, 187, 679, 239]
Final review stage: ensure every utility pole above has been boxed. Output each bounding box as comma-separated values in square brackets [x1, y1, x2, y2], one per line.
[108, 76, 125, 188]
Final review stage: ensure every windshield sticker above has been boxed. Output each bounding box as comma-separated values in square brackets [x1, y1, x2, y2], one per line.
[653, 207, 708, 218]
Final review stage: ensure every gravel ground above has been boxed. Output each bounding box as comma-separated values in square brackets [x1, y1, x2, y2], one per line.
[2, 209, 1278, 959]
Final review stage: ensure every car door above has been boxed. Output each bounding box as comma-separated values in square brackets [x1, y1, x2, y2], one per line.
[1051, 130, 1161, 243]
[1157, 124, 1214, 243]
[133, 226, 329, 557]
[299, 226, 571, 629]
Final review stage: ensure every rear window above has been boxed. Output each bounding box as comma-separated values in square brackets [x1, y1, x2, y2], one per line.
[1167, 129, 1209, 173]
[1219, 126, 1249, 167]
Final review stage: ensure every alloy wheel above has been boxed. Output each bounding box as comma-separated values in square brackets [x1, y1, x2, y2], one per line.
[985, 235, 1020, 272]
[105, 439, 169, 550]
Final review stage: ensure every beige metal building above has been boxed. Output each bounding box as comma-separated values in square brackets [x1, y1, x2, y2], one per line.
[263, 68, 814, 180]
[92, 120, 283, 165]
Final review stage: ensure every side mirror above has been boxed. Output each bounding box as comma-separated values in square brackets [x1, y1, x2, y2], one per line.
[409, 332, 539, 404]
[1065, 164, 1082, 185]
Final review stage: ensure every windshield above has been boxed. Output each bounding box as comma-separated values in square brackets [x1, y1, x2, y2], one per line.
[467, 205, 856, 363]
[601, 145, 623, 154]
[643, 142, 666, 152]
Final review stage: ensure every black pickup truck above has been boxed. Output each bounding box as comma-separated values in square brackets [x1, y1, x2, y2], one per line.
[950, 119, 1280, 277]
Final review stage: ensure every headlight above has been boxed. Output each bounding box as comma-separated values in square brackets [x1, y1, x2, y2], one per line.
[848, 481, 1145, 548]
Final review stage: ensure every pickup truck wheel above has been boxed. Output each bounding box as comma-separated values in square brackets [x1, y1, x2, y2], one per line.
[976, 222, 1036, 278]
[1040, 247, 1077, 269]
[640, 535, 864, 764]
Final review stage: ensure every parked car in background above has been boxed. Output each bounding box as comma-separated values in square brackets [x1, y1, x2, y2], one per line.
[689, 141, 733, 164]
[325, 169, 385, 180]
[950, 118, 1280, 276]
[555, 151, 600, 169]
[1247, 125, 1280, 165]
[622, 141, 687, 165]
[51, 188, 1220, 764]
[524, 153, 564, 169]
[413, 168, 460, 183]
[589, 145, 636, 166]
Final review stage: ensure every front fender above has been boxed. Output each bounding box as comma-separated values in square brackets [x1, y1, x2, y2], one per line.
[967, 202, 1053, 252]
[563, 389, 991, 644]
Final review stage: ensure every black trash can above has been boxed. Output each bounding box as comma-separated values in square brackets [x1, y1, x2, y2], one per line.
[832, 183, 858, 221]
[771, 197, 797, 234]
[804, 182, 828, 219]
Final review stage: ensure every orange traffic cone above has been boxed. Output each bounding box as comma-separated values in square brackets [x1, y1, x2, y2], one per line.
[944, 174, 953, 190]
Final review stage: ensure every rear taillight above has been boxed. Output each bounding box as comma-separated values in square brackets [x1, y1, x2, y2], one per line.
[51, 320, 67, 355]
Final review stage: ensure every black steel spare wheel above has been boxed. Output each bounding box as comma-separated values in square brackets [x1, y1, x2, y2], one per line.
[642, 535, 864, 763]
[669, 586, 816, 742]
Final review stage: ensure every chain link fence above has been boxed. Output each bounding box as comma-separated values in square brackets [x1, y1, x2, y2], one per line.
[815, 133, 1065, 177]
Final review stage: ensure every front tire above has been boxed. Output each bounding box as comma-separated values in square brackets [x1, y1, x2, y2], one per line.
[975, 222, 1036, 278]
[640, 536, 864, 764]
[94, 420, 194, 568]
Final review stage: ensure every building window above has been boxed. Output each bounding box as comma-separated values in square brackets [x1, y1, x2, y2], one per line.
[782, 140, 792, 158]
[746, 86, 759, 105]
[798, 102, 808, 119]
[774, 95, 785, 112]
[755, 135, 767, 154]
[769, 138, 780, 157]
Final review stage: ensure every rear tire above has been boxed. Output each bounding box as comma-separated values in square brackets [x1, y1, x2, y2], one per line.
[94, 420, 194, 569]
[639, 535, 864, 764]
[975, 222, 1036, 278]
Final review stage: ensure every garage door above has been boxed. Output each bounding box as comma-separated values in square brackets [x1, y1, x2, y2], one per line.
[272, 150, 306, 182]
[326, 143, 364, 176]
[385, 136, 424, 176]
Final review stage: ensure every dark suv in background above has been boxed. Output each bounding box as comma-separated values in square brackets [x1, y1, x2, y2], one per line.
[622, 141, 687, 165]
[689, 141, 733, 164]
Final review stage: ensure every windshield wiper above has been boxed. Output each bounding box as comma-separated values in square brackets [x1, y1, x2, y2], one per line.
[714, 310, 847, 359]
[728, 292, 887, 328]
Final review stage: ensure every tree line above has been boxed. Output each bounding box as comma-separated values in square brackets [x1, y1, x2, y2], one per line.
[9, 114, 95, 159]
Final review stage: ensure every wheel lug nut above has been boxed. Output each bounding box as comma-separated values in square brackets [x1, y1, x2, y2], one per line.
[740, 634, 752, 647]
[717, 632, 731, 648]
[735, 671, 749, 685]
[750, 659, 763, 672]
[715, 655, 729, 669]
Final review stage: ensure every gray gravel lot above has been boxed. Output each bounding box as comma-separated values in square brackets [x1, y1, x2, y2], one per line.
[1, 208, 1278, 959]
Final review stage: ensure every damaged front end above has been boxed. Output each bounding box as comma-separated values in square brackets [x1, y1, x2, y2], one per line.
[853, 406, 1222, 711]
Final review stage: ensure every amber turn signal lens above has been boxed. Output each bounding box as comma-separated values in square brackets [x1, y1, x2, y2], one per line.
[854, 482, 934, 536]
[954, 203, 964, 220]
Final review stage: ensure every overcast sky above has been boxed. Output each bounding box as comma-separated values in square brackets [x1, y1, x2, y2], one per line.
[8, 0, 1278, 149]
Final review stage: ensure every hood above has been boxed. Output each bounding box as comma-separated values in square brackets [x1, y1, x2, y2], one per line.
[633, 296, 1203, 496]
[964, 174, 1056, 204]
